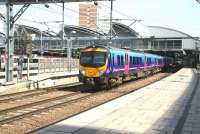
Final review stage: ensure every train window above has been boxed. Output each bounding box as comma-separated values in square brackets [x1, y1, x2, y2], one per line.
[112, 55, 114, 66]
[136, 57, 138, 64]
[138, 57, 141, 64]
[159, 59, 162, 64]
[80, 52, 106, 67]
[139, 57, 141, 64]
[131, 57, 133, 64]
[147, 58, 151, 65]
[141, 58, 143, 64]
[109, 55, 111, 65]
[139, 57, 142, 65]
[136, 57, 139, 64]
[130, 56, 132, 64]
[133, 57, 136, 64]
[93, 53, 106, 64]
[117, 55, 120, 65]
[121, 56, 124, 65]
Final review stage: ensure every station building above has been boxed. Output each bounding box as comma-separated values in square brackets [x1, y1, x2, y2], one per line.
[0, 22, 199, 67]
[79, 4, 97, 31]
[147, 26, 200, 67]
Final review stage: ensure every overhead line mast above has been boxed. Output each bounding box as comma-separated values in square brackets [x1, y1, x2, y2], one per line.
[110, 0, 113, 40]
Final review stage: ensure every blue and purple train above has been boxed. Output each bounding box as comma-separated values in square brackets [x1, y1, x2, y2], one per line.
[79, 45, 173, 88]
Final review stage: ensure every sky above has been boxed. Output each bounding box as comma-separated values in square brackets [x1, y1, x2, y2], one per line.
[0, 0, 200, 37]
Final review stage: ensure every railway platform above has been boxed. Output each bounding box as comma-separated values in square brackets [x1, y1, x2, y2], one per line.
[34, 68, 200, 134]
[0, 71, 79, 95]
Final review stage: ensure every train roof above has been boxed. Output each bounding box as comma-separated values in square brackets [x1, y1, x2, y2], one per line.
[82, 45, 163, 58]
[83, 45, 140, 53]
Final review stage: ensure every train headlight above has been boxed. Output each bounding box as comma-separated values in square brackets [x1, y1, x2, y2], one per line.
[81, 70, 85, 75]
[100, 70, 104, 75]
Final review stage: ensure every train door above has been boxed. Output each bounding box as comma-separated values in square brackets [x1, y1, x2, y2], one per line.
[110, 53, 114, 73]
[125, 52, 129, 74]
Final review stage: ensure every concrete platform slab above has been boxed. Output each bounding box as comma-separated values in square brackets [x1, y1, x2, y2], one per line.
[34, 68, 198, 134]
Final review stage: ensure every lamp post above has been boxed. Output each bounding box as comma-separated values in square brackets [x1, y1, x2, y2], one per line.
[5, 2, 14, 84]
[110, 0, 113, 40]
[39, 4, 50, 56]
[67, 36, 71, 72]
[62, 2, 65, 53]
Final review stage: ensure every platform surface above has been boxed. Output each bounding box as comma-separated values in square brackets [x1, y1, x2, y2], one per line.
[34, 68, 199, 134]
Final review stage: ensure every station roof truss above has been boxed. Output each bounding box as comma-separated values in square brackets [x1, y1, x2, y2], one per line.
[0, 32, 5, 37]
[63, 25, 105, 37]
[15, 24, 55, 37]
[8, 0, 110, 5]
[111, 22, 139, 37]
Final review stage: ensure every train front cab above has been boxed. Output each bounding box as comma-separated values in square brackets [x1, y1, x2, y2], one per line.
[78, 47, 110, 87]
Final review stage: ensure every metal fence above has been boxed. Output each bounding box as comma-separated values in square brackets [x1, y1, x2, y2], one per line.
[38, 58, 79, 73]
[0, 57, 79, 83]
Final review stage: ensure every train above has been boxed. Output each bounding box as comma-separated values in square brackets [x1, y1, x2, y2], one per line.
[78, 45, 174, 88]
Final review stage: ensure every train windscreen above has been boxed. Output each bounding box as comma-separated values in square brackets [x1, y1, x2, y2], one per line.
[80, 51, 106, 67]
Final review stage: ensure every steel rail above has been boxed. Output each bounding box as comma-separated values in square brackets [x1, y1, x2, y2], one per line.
[0, 82, 82, 103]
[0, 92, 91, 125]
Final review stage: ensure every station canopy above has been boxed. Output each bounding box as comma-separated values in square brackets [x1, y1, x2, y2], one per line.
[6, 0, 109, 5]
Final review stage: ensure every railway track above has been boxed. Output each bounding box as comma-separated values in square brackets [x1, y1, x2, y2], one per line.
[0, 92, 91, 125]
[0, 73, 170, 134]
[0, 82, 82, 103]
[0, 89, 51, 103]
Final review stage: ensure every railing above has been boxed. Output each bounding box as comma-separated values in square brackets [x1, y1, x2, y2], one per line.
[0, 57, 79, 82]
[38, 58, 79, 73]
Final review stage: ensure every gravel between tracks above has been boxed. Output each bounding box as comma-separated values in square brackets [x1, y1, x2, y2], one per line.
[0, 91, 75, 111]
[0, 73, 168, 134]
